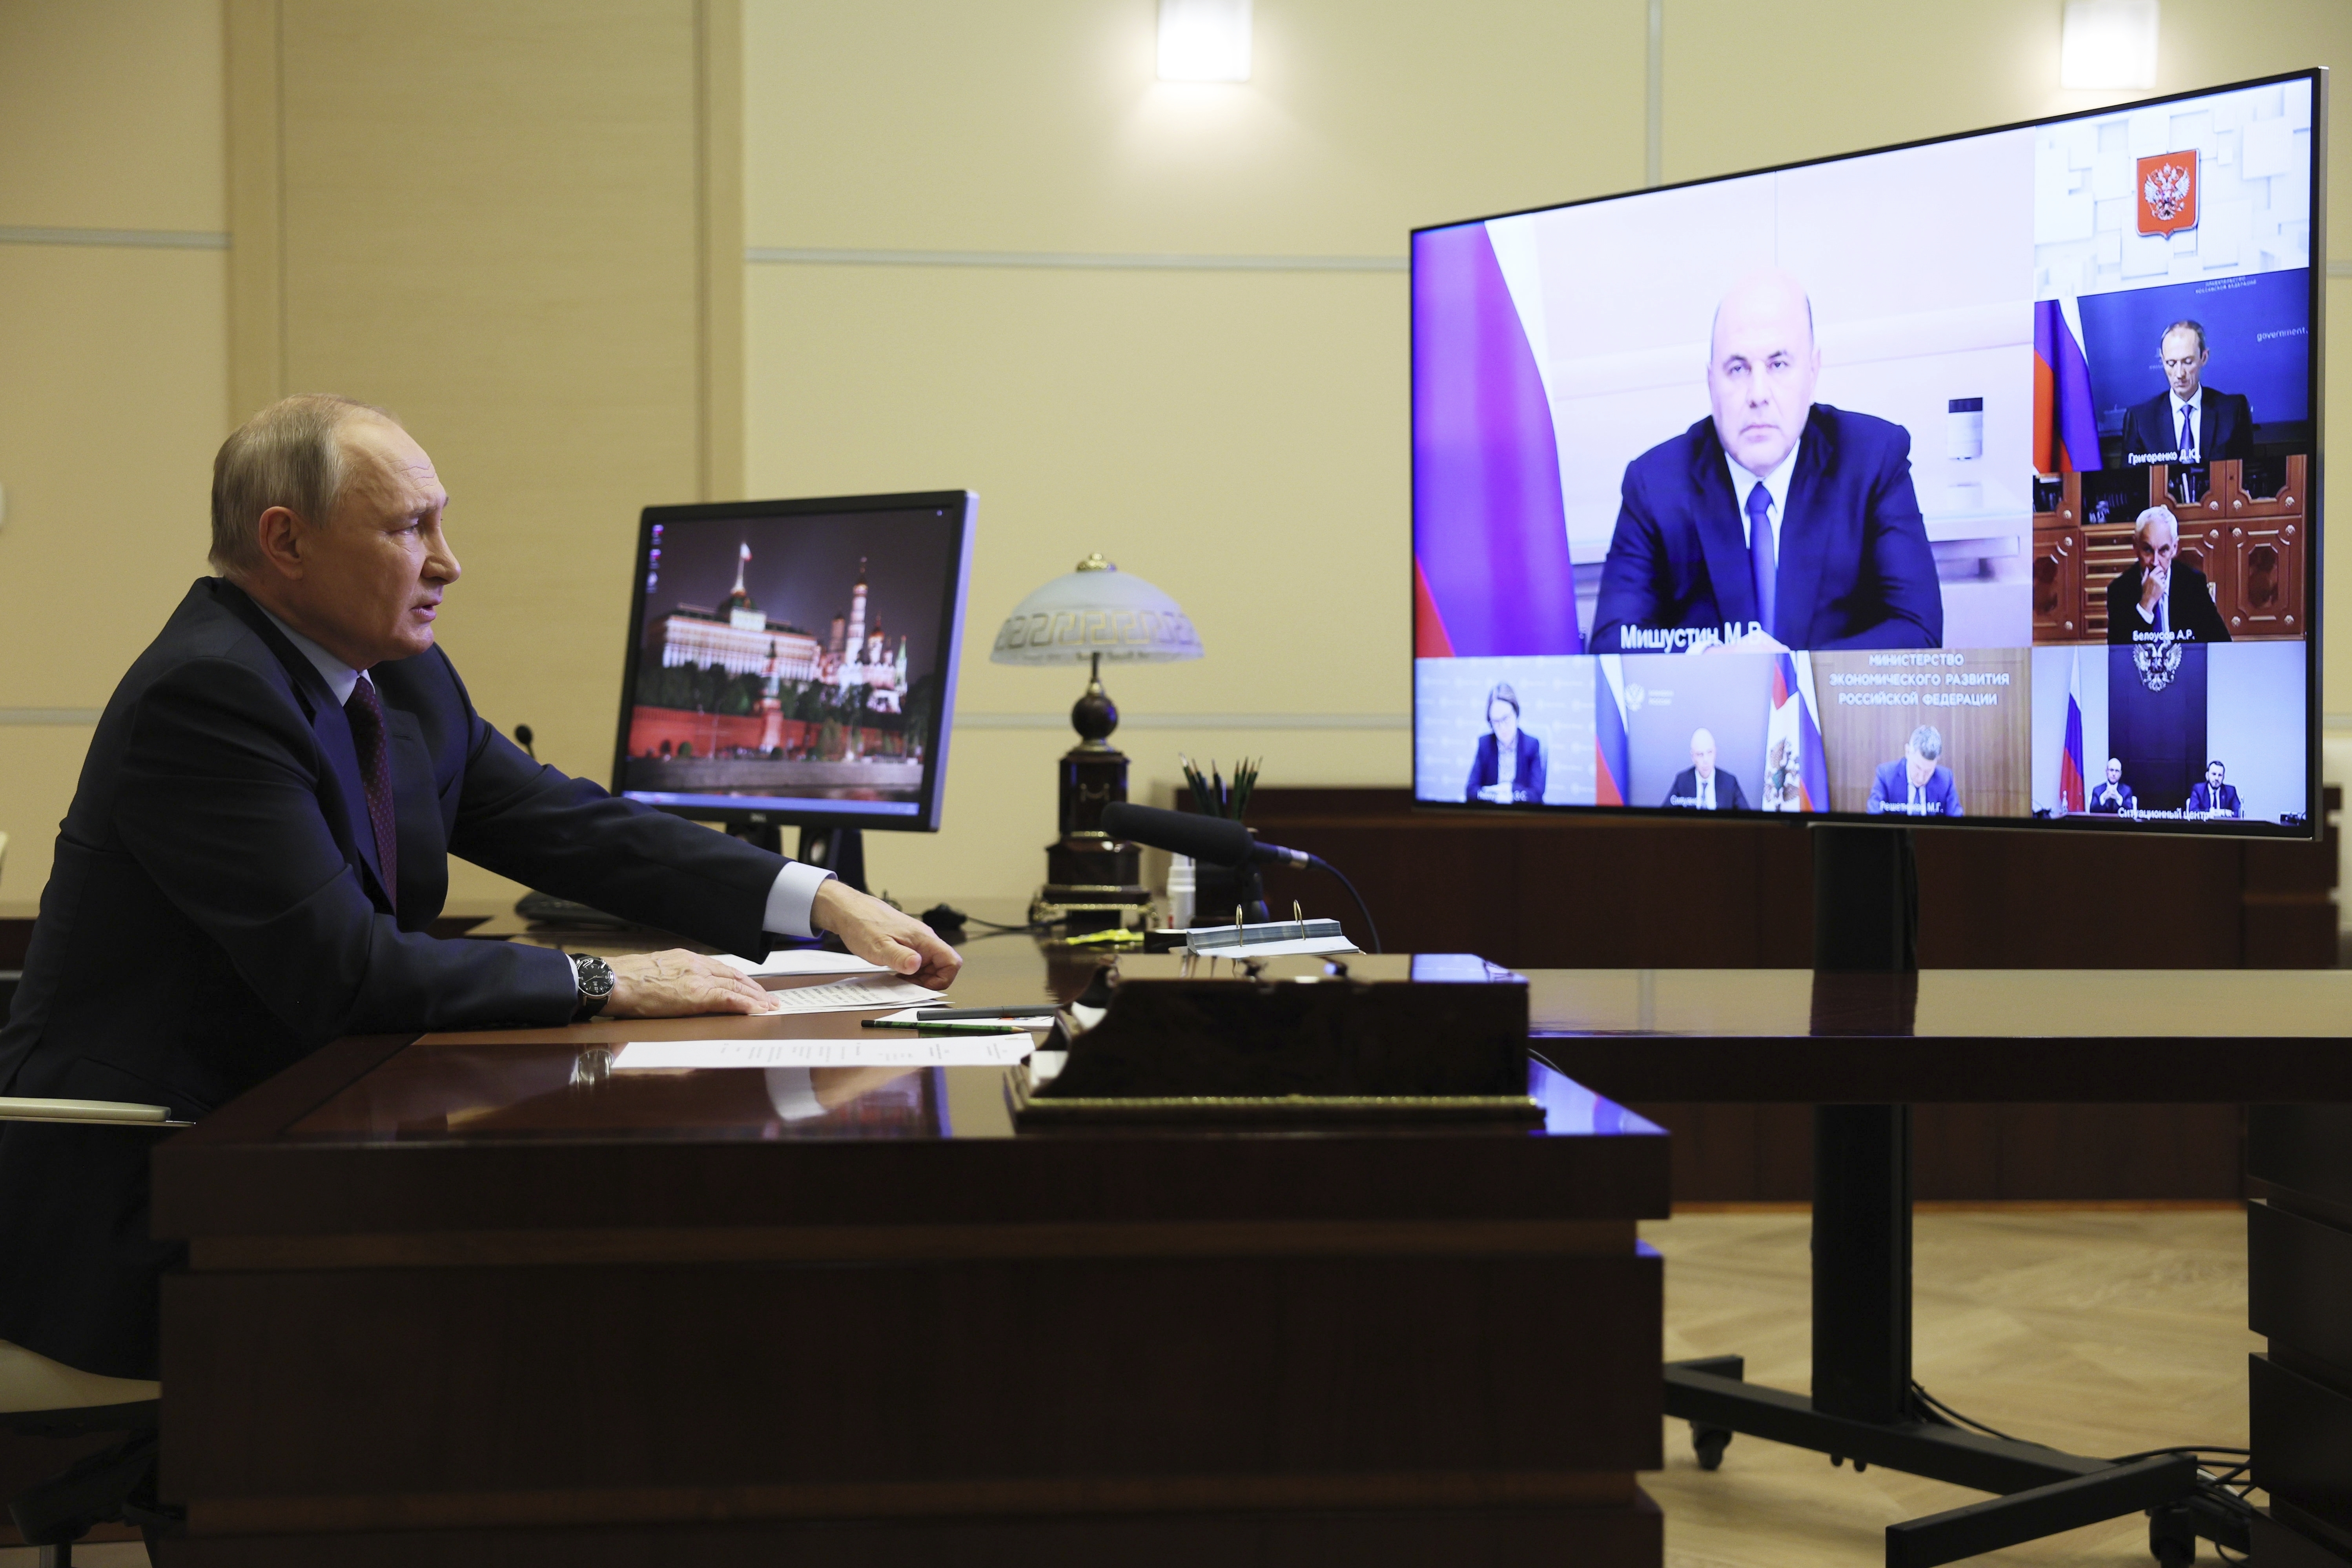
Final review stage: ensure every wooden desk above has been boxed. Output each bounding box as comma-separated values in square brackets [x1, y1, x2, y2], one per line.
[149, 948, 1669, 1566]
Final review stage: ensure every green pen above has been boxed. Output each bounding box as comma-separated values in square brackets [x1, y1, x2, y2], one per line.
[861, 1017, 1050, 1034]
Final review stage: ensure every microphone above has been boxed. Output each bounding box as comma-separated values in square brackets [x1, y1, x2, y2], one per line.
[1099, 802, 1379, 952]
[1099, 802, 1310, 869]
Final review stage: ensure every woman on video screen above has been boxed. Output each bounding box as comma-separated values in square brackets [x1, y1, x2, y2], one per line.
[1465, 683, 1546, 804]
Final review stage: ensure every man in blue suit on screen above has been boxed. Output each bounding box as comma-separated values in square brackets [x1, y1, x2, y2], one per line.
[2187, 759, 2243, 819]
[1867, 725, 1961, 817]
[1589, 272, 1942, 654]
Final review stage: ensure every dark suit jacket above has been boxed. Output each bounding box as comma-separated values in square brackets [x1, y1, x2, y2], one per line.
[2086, 780, 2135, 814]
[1465, 729, 1546, 803]
[1866, 760, 1960, 817]
[2188, 781, 2243, 817]
[0, 577, 800, 1377]
[2105, 562, 2232, 644]
[1590, 406, 1942, 653]
[2121, 389, 2254, 465]
[1665, 766, 1750, 811]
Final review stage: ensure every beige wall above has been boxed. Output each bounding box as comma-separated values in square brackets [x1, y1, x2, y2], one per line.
[0, 0, 227, 907]
[3, 1, 2350, 916]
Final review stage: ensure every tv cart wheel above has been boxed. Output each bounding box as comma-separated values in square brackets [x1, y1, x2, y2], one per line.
[2148, 1504, 2197, 1566]
[1691, 1424, 1731, 1471]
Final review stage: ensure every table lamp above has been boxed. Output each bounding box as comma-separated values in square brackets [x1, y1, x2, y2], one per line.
[991, 553, 1203, 931]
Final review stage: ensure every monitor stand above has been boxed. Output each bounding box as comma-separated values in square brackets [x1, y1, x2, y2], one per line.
[1663, 824, 2234, 1564]
[727, 822, 867, 895]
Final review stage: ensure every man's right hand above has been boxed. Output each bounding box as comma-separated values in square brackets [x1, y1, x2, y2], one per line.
[812, 880, 963, 989]
[2140, 566, 2169, 614]
[603, 950, 780, 1018]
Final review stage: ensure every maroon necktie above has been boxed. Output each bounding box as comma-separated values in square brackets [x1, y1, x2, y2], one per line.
[344, 676, 400, 914]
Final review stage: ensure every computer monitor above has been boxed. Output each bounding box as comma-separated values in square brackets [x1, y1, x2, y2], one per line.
[612, 491, 976, 875]
[1411, 69, 2322, 838]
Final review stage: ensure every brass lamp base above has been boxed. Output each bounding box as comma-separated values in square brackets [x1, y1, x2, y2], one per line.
[1035, 654, 1152, 934]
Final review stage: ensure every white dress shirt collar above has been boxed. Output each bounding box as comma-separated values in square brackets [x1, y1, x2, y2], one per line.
[1726, 439, 1801, 554]
[254, 601, 364, 707]
[2171, 389, 2203, 457]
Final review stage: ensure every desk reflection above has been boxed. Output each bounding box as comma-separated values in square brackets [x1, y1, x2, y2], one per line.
[289, 1046, 941, 1143]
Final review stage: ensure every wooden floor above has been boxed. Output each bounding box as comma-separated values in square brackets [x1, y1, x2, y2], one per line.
[1, 1208, 2259, 1568]
[1644, 1206, 2259, 1567]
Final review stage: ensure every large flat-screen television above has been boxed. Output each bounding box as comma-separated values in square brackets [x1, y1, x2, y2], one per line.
[1412, 69, 2322, 837]
[611, 491, 975, 836]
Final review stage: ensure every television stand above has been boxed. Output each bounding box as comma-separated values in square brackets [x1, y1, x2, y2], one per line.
[1664, 823, 2237, 1566]
[725, 822, 867, 895]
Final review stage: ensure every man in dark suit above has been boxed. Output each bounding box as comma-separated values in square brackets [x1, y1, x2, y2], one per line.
[1663, 727, 1750, 810]
[0, 395, 959, 1381]
[1590, 272, 1942, 654]
[1464, 681, 1545, 803]
[1866, 725, 1961, 817]
[2086, 757, 2136, 814]
[2188, 760, 2244, 818]
[2119, 320, 2254, 466]
[2105, 506, 2232, 644]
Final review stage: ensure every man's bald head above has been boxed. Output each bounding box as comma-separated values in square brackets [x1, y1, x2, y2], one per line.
[211, 393, 402, 577]
[1707, 271, 1822, 477]
[1690, 727, 1718, 779]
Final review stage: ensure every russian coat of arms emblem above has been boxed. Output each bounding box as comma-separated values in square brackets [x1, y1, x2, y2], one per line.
[2137, 150, 2199, 239]
[2133, 634, 2184, 692]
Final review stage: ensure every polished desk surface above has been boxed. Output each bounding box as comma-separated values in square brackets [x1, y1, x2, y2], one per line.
[1523, 967, 2352, 1103]
[151, 943, 1670, 1249]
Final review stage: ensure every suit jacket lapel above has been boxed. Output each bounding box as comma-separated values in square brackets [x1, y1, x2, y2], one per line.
[1771, 414, 1835, 648]
[1688, 430, 1757, 629]
[210, 581, 391, 906]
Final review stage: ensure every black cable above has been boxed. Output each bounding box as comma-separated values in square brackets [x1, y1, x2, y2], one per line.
[1908, 1382, 2026, 1442]
[1307, 856, 1382, 954]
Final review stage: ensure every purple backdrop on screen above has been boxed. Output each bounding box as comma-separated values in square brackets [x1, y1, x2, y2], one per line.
[1411, 223, 1583, 656]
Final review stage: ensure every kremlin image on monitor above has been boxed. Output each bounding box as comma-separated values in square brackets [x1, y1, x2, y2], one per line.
[616, 504, 962, 816]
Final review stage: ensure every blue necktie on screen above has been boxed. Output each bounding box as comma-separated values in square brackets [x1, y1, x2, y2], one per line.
[1746, 481, 1775, 640]
[2179, 404, 2195, 461]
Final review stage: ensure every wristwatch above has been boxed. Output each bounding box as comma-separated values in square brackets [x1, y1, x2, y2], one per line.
[570, 953, 615, 1021]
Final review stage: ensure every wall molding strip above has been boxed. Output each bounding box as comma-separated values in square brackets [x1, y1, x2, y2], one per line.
[0, 225, 228, 251]
[747, 245, 1405, 274]
[2330, 259, 2352, 277]
[959, 711, 1408, 731]
[0, 709, 104, 726]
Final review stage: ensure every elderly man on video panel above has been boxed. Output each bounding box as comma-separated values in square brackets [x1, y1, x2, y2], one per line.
[2087, 757, 2136, 814]
[1866, 724, 1961, 817]
[2121, 320, 2254, 467]
[2106, 505, 2231, 645]
[1663, 727, 1750, 810]
[1589, 271, 1942, 655]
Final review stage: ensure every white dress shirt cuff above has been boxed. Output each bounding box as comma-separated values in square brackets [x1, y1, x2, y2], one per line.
[763, 861, 836, 939]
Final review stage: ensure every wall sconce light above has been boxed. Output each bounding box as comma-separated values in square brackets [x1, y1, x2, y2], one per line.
[2060, 0, 2158, 91]
[1158, 0, 1251, 83]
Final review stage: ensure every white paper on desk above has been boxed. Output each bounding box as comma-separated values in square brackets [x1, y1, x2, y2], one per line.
[761, 975, 942, 1013]
[715, 949, 887, 977]
[612, 1036, 1036, 1070]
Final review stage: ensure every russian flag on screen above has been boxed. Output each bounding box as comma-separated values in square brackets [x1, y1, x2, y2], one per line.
[2033, 298, 2102, 473]
[2059, 650, 2086, 814]
[1411, 221, 1582, 657]
[1764, 652, 1829, 812]
[1596, 656, 1629, 807]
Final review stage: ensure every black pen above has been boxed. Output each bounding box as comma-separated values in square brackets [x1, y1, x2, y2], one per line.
[912, 1005, 1060, 1021]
